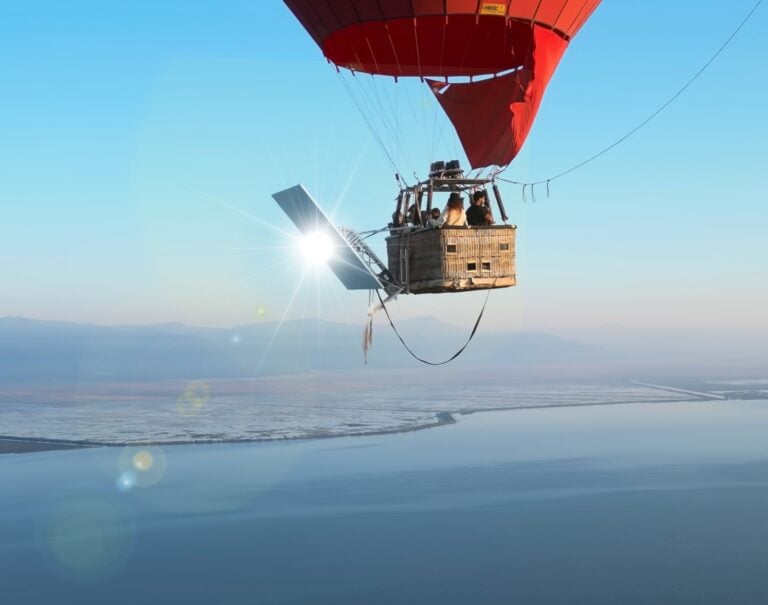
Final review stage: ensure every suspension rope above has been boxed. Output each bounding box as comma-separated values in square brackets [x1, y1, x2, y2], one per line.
[375, 289, 490, 366]
[498, 0, 764, 189]
[357, 70, 419, 179]
[357, 75, 406, 167]
[337, 71, 402, 177]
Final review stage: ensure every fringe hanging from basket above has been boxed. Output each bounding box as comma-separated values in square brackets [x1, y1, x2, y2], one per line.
[362, 290, 375, 364]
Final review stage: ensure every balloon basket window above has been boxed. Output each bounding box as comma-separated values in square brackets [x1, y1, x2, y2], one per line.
[386, 225, 516, 294]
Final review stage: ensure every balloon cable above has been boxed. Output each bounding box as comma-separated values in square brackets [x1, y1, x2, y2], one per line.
[374, 289, 490, 366]
[498, 0, 764, 188]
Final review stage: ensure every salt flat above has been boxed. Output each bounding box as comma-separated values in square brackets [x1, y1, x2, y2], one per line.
[0, 371, 702, 445]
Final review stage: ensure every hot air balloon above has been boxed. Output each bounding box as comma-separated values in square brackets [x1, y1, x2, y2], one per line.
[283, 0, 600, 168]
[274, 1, 601, 297]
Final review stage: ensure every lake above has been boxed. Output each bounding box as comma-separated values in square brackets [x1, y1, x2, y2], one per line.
[2, 399, 768, 604]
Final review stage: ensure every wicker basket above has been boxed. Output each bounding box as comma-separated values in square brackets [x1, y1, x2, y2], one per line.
[386, 225, 516, 294]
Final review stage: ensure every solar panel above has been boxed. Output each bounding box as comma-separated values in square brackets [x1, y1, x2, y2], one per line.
[272, 185, 383, 291]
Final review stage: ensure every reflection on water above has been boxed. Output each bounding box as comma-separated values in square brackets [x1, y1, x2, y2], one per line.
[2, 400, 768, 604]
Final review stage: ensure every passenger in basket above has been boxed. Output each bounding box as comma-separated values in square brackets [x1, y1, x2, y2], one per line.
[427, 207, 441, 228]
[466, 190, 495, 226]
[405, 204, 418, 225]
[440, 192, 469, 227]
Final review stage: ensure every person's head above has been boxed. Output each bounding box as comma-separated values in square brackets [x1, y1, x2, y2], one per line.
[430, 208, 440, 219]
[447, 192, 463, 210]
[473, 190, 487, 205]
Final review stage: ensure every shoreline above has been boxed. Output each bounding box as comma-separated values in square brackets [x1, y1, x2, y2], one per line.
[0, 392, 724, 456]
[0, 411, 459, 456]
[0, 436, 94, 455]
[1, 395, 731, 456]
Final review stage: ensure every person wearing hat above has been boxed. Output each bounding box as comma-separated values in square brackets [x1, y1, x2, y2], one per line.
[466, 190, 495, 226]
[440, 192, 469, 227]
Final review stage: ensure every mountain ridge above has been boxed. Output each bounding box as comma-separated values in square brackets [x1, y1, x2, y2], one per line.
[0, 316, 610, 382]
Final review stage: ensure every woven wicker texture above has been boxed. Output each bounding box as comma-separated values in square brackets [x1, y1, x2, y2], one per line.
[386, 226, 516, 293]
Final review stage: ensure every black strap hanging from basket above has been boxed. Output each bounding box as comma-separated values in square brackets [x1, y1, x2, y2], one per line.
[375, 289, 490, 366]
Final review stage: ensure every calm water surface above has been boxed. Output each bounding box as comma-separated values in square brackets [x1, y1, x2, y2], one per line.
[2, 400, 768, 604]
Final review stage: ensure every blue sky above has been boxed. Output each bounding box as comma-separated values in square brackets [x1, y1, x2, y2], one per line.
[1, 1, 766, 341]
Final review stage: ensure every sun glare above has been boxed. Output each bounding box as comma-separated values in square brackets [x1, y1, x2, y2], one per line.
[299, 232, 335, 266]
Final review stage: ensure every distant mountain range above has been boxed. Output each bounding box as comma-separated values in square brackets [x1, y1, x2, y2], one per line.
[0, 316, 609, 382]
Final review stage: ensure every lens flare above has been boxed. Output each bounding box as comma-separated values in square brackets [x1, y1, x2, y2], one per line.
[116, 472, 136, 492]
[177, 380, 210, 416]
[117, 447, 167, 489]
[39, 497, 135, 583]
[132, 450, 153, 472]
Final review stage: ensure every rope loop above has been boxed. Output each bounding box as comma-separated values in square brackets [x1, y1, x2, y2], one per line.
[374, 289, 490, 366]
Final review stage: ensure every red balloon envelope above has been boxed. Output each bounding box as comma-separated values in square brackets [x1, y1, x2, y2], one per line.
[284, 0, 601, 168]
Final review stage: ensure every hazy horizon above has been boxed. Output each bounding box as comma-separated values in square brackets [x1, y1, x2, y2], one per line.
[3, 313, 766, 368]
